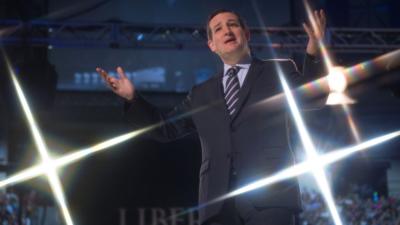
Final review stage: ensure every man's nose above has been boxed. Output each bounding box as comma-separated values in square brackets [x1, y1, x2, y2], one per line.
[223, 26, 233, 35]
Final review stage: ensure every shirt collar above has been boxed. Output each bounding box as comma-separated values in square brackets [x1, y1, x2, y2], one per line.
[223, 57, 252, 76]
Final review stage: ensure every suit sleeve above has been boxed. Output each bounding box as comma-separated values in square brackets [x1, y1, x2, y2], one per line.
[302, 53, 326, 83]
[278, 54, 325, 88]
[284, 54, 326, 108]
[123, 91, 197, 142]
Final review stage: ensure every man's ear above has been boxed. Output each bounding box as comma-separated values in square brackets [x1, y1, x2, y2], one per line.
[208, 39, 216, 53]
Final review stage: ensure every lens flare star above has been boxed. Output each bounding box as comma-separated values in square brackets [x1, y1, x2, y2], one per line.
[6, 56, 74, 225]
[2, 50, 221, 224]
[0, 124, 157, 188]
[170, 130, 400, 220]
[279, 69, 343, 225]
[253, 1, 350, 224]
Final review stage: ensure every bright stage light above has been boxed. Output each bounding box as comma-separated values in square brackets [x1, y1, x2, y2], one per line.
[0, 125, 156, 188]
[278, 69, 343, 225]
[252, 49, 400, 112]
[4, 51, 166, 225]
[326, 66, 356, 105]
[6, 56, 74, 225]
[2, 48, 219, 225]
[327, 67, 347, 93]
[250, 1, 342, 224]
[304, 0, 355, 109]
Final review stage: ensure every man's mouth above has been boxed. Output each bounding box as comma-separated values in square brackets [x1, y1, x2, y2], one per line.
[224, 37, 236, 44]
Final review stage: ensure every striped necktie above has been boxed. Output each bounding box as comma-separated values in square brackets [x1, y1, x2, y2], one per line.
[224, 66, 241, 116]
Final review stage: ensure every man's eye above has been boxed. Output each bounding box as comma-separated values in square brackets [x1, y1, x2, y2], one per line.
[229, 23, 239, 27]
[214, 27, 221, 32]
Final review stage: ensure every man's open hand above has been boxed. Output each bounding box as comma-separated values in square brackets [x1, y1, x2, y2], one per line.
[303, 9, 327, 56]
[96, 66, 135, 101]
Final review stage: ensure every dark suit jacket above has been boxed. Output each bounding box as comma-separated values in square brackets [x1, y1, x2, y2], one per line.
[124, 55, 324, 224]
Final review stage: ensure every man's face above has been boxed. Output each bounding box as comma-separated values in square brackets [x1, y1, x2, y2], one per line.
[207, 12, 250, 60]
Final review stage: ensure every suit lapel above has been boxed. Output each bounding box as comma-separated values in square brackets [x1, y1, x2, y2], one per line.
[213, 71, 232, 127]
[230, 58, 264, 122]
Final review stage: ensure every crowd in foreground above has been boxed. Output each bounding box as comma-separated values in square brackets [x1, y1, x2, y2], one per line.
[300, 185, 400, 225]
[0, 189, 37, 225]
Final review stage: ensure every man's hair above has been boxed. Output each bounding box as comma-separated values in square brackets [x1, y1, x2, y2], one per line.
[206, 9, 248, 40]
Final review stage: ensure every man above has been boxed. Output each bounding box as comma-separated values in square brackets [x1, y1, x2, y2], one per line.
[97, 9, 326, 225]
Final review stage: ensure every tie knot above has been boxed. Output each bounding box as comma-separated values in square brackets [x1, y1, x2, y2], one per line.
[226, 66, 240, 77]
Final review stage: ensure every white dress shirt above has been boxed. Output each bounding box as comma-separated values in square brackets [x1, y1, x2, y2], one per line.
[222, 59, 251, 93]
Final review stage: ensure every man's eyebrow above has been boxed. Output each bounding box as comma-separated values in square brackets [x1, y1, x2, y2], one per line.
[212, 19, 238, 29]
[212, 22, 221, 29]
[227, 19, 239, 23]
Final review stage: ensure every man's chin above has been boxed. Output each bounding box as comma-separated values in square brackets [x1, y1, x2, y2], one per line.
[220, 50, 246, 62]
[224, 43, 240, 50]
[222, 47, 241, 55]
